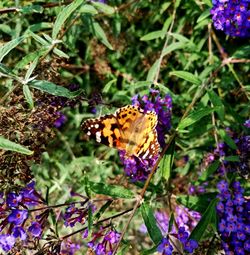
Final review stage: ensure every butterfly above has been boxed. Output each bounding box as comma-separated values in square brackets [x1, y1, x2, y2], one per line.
[81, 105, 160, 160]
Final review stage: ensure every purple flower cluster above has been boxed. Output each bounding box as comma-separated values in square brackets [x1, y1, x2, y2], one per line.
[120, 89, 172, 181]
[216, 180, 250, 255]
[157, 227, 198, 254]
[211, 0, 250, 37]
[0, 181, 44, 252]
[244, 119, 250, 128]
[84, 229, 120, 255]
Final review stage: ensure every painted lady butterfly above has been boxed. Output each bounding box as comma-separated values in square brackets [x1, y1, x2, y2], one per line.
[81, 105, 160, 159]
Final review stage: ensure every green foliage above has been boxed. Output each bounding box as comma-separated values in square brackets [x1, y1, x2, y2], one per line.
[0, 0, 249, 254]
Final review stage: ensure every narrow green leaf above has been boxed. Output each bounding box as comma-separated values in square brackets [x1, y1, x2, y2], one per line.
[89, 181, 134, 199]
[160, 140, 175, 180]
[29, 80, 82, 98]
[141, 246, 158, 255]
[177, 107, 220, 130]
[208, 90, 225, 121]
[141, 202, 162, 245]
[102, 79, 117, 93]
[219, 129, 237, 150]
[0, 63, 18, 79]
[0, 36, 26, 62]
[147, 59, 160, 82]
[162, 42, 186, 56]
[177, 193, 217, 213]
[27, 22, 52, 33]
[140, 30, 165, 41]
[53, 48, 70, 58]
[199, 160, 220, 181]
[224, 155, 240, 162]
[29, 31, 49, 46]
[52, 0, 83, 39]
[189, 198, 218, 241]
[25, 57, 39, 81]
[197, 9, 211, 23]
[91, 20, 113, 50]
[23, 85, 34, 109]
[170, 71, 201, 85]
[80, 4, 98, 15]
[202, 0, 213, 7]
[94, 200, 113, 221]
[91, 2, 115, 15]
[88, 206, 94, 233]
[15, 49, 47, 71]
[0, 136, 33, 155]
[232, 45, 250, 58]
[20, 4, 44, 14]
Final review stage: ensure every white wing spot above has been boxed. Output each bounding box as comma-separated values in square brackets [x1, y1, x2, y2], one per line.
[91, 124, 94, 128]
[142, 149, 149, 159]
[88, 127, 91, 130]
[95, 124, 99, 129]
[87, 131, 91, 136]
[96, 131, 101, 143]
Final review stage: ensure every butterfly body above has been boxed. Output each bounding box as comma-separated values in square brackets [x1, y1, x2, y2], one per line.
[81, 105, 160, 159]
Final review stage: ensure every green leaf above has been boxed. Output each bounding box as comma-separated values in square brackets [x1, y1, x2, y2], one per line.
[91, 2, 115, 15]
[91, 20, 113, 50]
[199, 160, 220, 181]
[208, 90, 225, 121]
[202, 0, 213, 7]
[224, 155, 240, 162]
[27, 22, 52, 33]
[141, 246, 158, 255]
[189, 198, 218, 241]
[140, 30, 165, 41]
[177, 193, 217, 213]
[197, 9, 211, 23]
[20, 4, 44, 14]
[94, 200, 113, 221]
[162, 42, 187, 56]
[29, 80, 82, 98]
[102, 79, 117, 93]
[0, 63, 18, 79]
[232, 45, 250, 59]
[23, 85, 34, 109]
[25, 57, 39, 81]
[88, 205, 94, 233]
[0, 136, 33, 155]
[169, 71, 201, 85]
[80, 4, 98, 15]
[89, 182, 134, 199]
[218, 129, 237, 150]
[147, 59, 160, 82]
[0, 36, 26, 62]
[53, 48, 70, 58]
[15, 49, 47, 71]
[177, 107, 220, 130]
[159, 140, 175, 180]
[141, 202, 162, 245]
[52, 0, 83, 39]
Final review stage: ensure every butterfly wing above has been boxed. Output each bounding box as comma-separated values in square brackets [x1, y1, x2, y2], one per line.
[81, 114, 124, 149]
[115, 105, 160, 159]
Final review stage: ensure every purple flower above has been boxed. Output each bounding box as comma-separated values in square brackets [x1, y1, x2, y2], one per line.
[60, 239, 81, 255]
[8, 209, 28, 225]
[87, 229, 120, 255]
[54, 112, 67, 128]
[244, 119, 250, 128]
[157, 238, 173, 255]
[0, 234, 15, 252]
[28, 222, 42, 237]
[178, 227, 189, 242]
[12, 226, 27, 240]
[6, 193, 22, 207]
[211, 0, 250, 37]
[184, 239, 198, 253]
